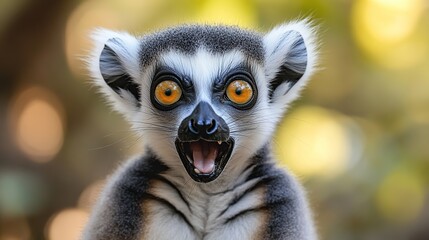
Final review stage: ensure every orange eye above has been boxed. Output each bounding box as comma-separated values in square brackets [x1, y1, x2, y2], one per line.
[226, 80, 253, 105]
[154, 80, 182, 106]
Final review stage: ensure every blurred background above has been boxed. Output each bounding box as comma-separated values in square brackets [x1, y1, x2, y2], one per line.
[1, 0, 428, 239]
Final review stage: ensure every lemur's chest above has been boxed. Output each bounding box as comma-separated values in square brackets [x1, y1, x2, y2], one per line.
[140, 176, 267, 240]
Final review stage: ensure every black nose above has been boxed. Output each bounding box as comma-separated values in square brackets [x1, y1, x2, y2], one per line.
[178, 101, 229, 141]
[188, 102, 219, 136]
[189, 118, 218, 135]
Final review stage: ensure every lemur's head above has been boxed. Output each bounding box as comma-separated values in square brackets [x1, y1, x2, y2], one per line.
[89, 20, 318, 183]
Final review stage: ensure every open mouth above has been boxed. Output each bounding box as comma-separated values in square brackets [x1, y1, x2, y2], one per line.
[175, 138, 234, 182]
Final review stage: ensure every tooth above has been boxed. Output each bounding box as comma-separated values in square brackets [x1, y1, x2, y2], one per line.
[186, 155, 193, 163]
[217, 141, 222, 145]
[194, 168, 201, 174]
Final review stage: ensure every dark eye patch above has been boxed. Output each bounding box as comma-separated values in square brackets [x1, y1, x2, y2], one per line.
[212, 65, 258, 110]
[150, 66, 195, 110]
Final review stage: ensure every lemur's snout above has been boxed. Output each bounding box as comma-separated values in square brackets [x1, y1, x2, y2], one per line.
[179, 101, 229, 142]
[176, 101, 234, 182]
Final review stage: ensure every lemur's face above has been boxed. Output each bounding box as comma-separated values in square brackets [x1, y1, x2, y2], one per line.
[89, 22, 317, 183]
[150, 49, 269, 182]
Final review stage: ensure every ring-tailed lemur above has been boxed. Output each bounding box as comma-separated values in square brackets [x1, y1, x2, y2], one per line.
[83, 19, 319, 240]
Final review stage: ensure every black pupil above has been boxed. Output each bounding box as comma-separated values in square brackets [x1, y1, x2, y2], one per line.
[165, 88, 172, 96]
[235, 88, 242, 95]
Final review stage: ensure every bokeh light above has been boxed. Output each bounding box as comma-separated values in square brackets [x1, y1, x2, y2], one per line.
[0, 171, 47, 217]
[0, 236, 20, 240]
[275, 106, 361, 178]
[65, 1, 121, 76]
[77, 180, 105, 211]
[376, 169, 425, 224]
[45, 208, 88, 240]
[0, 0, 28, 33]
[107, 0, 171, 29]
[354, 0, 423, 43]
[8, 87, 65, 163]
[351, 0, 426, 69]
[2, 0, 429, 239]
[0, 217, 31, 240]
[193, 0, 257, 28]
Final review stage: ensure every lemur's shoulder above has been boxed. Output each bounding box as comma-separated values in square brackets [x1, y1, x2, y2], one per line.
[244, 147, 317, 239]
[83, 151, 168, 239]
[85, 148, 316, 240]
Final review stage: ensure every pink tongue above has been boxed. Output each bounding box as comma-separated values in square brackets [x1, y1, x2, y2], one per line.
[190, 141, 218, 174]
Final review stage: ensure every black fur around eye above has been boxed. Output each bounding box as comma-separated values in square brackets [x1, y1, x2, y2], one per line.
[150, 72, 184, 110]
[226, 79, 254, 105]
[150, 70, 194, 111]
[88, 20, 319, 239]
[221, 72, 258, 110]
[154, 80, 182, 106]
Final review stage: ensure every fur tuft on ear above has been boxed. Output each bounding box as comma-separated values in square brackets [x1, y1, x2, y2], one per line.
[263, 19, 319, 117]
[87, 28, 141, 117]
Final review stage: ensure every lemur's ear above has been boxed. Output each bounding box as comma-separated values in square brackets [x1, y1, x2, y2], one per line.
[88, 29, 141, 116]
[263, 20, 318, 114]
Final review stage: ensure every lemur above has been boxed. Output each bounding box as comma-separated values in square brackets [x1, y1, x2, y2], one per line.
[83, 19, 319, 240]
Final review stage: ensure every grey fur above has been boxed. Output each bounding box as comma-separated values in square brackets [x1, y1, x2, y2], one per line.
[85, 21, 318, 240]
[247, 146, 315, 239]
[138, 25, 265, 67]
[84, 151, 168, 239]
[84, 146, 314, 239]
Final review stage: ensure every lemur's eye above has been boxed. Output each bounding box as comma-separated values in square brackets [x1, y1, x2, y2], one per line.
[154, 80, 182, 106]
[226, 80, 253, 105]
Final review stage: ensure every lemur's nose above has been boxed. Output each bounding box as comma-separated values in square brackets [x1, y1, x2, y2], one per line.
[189, 117, 218, 135]
[176, 101, 230, 142]
[188, 102, 219, 136]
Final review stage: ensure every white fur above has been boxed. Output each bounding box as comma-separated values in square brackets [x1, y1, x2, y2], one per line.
[130, 49, 276, 192]
[141, 169, 265, 239]
[88, 29, 142, 121]
[85, 19, 319, 240]
[264, 19, 319, 124]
